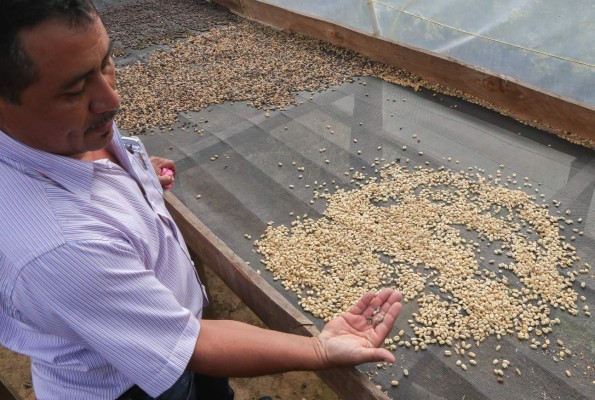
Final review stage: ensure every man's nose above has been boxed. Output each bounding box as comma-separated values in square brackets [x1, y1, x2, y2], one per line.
[90, 73, 120, 114]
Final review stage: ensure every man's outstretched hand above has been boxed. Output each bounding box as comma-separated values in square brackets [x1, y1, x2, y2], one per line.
[189, 289, 402, 377]
[315, 288, 402, 367]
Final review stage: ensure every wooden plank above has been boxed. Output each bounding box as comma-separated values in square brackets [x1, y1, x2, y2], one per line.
[212, 0, 242, 12]
[164, 192, 312, 334]
[0, 379, 18, 400]
[163, 192, 389, 400]
[220, 0, 595, 145]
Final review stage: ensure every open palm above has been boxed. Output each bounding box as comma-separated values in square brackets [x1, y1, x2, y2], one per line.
[316, 288, 403, 366]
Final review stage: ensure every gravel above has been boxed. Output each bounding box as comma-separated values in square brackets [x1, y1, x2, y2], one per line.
[100, 0, 236, 56]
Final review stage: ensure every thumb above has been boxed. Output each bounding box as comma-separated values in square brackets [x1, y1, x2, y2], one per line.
[358, 347, 396, 364]
[158, 175, 175, 190]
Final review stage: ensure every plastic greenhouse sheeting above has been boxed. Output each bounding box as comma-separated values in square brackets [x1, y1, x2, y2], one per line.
[259, 0, 595, 107]
[97, 0, 594, 398]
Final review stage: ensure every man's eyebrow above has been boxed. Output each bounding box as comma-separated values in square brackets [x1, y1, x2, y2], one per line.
[59, 40, 114, 91]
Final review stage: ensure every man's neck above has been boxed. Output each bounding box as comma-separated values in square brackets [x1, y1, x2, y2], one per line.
[77, 148, 120, 166]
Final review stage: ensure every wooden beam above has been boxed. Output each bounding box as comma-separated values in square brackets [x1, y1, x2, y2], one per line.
[220, 0, 595, 146]
[212, 0, 242, 12]
[164, 192, 389, 400]
[0, 379, 18, 400]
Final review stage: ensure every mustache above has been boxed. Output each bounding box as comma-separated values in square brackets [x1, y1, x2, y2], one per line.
[86, 109, 120, 132]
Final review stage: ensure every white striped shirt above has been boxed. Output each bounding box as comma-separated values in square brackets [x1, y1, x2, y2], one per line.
[0, 125, 207, 399]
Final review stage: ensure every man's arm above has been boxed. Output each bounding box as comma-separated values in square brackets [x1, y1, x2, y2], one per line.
[188, 288, 402, 377]
[147, 157, 403, 375]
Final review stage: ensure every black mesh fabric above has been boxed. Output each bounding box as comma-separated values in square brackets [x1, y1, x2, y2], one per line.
[105, 2, 594, 398]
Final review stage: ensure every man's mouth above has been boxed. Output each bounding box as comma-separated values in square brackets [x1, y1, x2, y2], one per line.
[89, 119, 112, 133]
[86, 110, 120, 133]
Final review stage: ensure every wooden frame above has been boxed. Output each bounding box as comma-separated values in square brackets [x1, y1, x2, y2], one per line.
[164, 192, 389, 400]
[214, 0, 595, 146]
[169, 3, 594, 397]
[0, 379, 17, 400]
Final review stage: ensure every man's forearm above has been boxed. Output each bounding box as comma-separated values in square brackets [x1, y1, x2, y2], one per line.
[187, 289, 403, 377]
[188, 319, 327, 377]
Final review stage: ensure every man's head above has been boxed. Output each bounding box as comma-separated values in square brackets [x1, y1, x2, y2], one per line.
[0, 0, 120, 158]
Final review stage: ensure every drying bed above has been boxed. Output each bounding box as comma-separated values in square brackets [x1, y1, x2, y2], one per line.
[97, 0, 594, 398]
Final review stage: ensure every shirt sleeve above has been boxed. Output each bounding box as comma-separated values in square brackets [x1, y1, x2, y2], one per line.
[12, 239, 200, 397]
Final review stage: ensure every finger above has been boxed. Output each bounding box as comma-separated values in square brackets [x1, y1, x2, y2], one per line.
[358, 347, 396, 364]
[164, 161, 176, 172]
[158, 175, 174, 189]
[347, 291, 376, 316]
[149, 156, 160, 169]
[383, 290, 403, 311]
[380, 287, 402, 303]
[149, 156, 176, 172]
[158, 175, 174, 184]
[371, 301, 402, 344]
[363, 288, 399, 318]
[159, 157, 176, 172]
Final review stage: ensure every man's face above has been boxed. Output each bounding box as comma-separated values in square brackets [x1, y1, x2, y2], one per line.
[0, 14, 120, 159]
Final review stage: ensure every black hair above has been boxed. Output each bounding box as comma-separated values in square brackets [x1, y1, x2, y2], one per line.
[0, 0, 98, 104]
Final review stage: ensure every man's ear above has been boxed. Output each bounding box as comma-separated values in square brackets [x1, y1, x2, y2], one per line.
[0, 98, 6, 130]
[0, 97, 11, 133]
[0, 95, 21, 134]
[0, 99, 5, 127]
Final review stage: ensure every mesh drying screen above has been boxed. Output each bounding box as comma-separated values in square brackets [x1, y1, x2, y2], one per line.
[138, 77, 593, 399]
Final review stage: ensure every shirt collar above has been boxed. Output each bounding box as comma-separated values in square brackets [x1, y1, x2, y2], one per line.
[0, 123, 129, 200]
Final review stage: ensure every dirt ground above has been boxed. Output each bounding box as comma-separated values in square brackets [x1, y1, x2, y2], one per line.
[200, 266, 339, 400]
[0, 265, 338, 400]
[0, 347, 34, 400]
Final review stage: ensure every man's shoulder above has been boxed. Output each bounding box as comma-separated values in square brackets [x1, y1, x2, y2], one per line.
[0, 154, 137, 268]
[0, 155, 56, 216]
[0, 157, 65, 265]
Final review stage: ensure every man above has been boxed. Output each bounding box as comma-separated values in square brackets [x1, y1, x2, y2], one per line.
[0, 1, 403, 399]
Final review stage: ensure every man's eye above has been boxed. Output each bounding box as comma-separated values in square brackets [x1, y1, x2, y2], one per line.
[65, 88, 84, 97]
